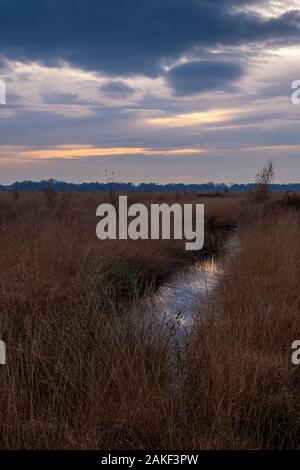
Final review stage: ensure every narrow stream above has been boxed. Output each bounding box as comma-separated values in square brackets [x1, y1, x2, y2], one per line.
[137, 233, 239, 337]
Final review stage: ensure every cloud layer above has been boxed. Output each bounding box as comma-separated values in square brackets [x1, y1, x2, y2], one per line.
[1, 0, 300, 183]
[167, 60, 244, 95]
[1, 0, 300, 76]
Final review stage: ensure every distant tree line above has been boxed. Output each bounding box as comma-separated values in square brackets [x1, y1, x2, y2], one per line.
[1, 179, 300, 193]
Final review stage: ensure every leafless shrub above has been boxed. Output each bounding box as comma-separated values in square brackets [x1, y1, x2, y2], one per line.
[13, 182, 20, 201]
[104, 169, 118, 207]
[42, 178, 56, 208]
[254, 159, 275, 202]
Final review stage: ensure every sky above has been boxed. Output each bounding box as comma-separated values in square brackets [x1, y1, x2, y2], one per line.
[0, 0, 300, 184]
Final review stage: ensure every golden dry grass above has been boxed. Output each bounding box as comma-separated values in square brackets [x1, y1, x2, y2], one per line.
[0, 190, 299, 449]
[179, 209, 300, 449]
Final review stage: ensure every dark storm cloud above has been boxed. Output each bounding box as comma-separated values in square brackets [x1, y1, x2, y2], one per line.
[0, 0, 300, 76]
[167, 60, 244, 95]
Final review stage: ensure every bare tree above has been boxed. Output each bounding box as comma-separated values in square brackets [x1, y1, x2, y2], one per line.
[254, 159, 275, 202]
[13, 181, 20, 200]
[105, 169, 117, 206]
[43, 178, 56, 208]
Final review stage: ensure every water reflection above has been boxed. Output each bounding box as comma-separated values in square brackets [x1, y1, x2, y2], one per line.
[140, 233, 239, 334]
[147, 257, 222, 331]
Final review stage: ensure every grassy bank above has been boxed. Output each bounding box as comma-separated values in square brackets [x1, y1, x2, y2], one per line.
[0, 191, 233, 448]
[179, 207, 300, 449]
